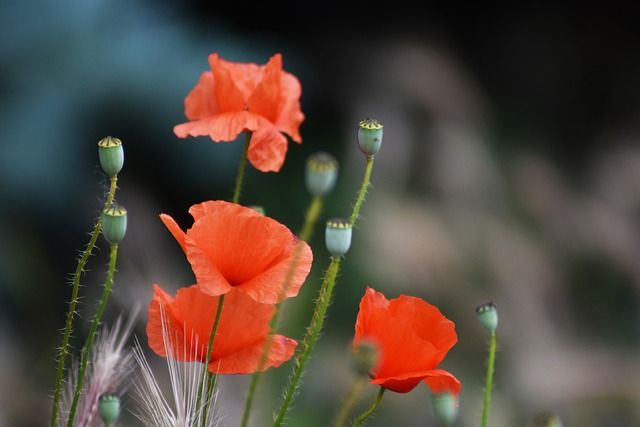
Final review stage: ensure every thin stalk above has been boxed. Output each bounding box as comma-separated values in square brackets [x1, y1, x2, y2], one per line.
[481, 331, 497, 427]
[350, 156, 374, 227]
[272, 257, 341, 427]
[352, 386, 385, 427]
[232, 132, 252, 204]
[66, 243, 119, 427]
[241, 241, 314, 426]
[298, 195, 323, 243]
[332, 375, 367, 427]
[196, 294, 225, 427]
[51, 176, 117, 427]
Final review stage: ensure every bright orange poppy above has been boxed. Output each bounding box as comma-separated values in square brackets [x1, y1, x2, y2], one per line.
[353, 287, 461, 395]
[147, 284, 297, 374]
[160, 200, 313, 304]
[173, 53, 304, 173]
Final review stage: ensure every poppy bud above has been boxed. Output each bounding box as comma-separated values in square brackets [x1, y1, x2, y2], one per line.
[530, 411, 563, 427]
[248, 205, 266, 216]
[305, 151, 339, 197]
[476, 301, 498, 333]
[432, 392, 459, 426]
[352, 340, 378, 376]
[98, 136, 124, 177]
[102, 205, 127, 245]
[98, 395, 120, 425]
[357, 118, 383, 157]
[325, 218, 352, 257]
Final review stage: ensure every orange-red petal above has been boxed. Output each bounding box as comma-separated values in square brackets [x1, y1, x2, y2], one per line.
[164, 200, 312, 304]
[247, 53, 282, 123]
[354, 287, 460, 395]
[147, 284, 297, 374]
[159, 213, 187, 253]
[173, 53, 304, 171]
[247, 121, 289, 172]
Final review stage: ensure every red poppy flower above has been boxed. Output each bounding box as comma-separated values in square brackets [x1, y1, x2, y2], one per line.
[173, 53, 304, 173]
[147, 284, 297, 374]
[160, 200, 313, 304]
[353, 287, 461, 395]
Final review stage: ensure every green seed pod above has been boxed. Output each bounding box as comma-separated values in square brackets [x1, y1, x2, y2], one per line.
[357, 118, 383, 157]
[352, 340, 379, 377]
[248, 205, 266, 216]
[98, 395, 120, 425]
[102, 205, 127, 245]
[98, 136, 124, 177]
[305, 151, 339, 197]
[325, 218, 352, 257]
[530, 412, 564, 427]
[476, 301, 498, 333]
[432, 393, 459, 426]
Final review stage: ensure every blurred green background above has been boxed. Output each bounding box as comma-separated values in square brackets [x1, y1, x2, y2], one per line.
[2, 1, 640, 426]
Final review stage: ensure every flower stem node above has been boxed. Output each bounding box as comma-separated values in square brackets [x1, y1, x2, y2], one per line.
[98, 395, 120, 425]
[102, 205, 128, 245]
[476, 301, 498, 333]
[432, 392, 459, 426]
[305, 151, 339, 197]
[352, 340, 379, 376]
[357, 118, 383, 158]
[98, 136, 124, 177]
[325, 218, 353, 257]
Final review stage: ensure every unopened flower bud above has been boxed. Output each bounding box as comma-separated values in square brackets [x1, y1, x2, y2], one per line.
[98, 395, 120, 425]
[98, 136, 124, 177]
[248, 205, 266, 216]
[352, 340, 378, 376]
[432, 392, 459, 426]
[325, 218, 352, 257]
[357, 119, 383, 157]
[476, 301, 498, 333]
[530, 411, 563, 427]
[305, 151, 339, 197]
[102, 205, 127, 245]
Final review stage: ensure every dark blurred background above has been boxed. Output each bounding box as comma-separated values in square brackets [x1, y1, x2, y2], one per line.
[2, 1, 640, 426]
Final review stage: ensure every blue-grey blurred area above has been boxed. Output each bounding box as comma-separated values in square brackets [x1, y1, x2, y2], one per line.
[2, 1, 640, 426]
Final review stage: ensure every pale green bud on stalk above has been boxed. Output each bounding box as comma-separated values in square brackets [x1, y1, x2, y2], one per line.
[476, 301, 498, 333]
[325, 218, 353, 257]
[530, 411, 564, 427]
[248, 205, 266, 216]
[98, 136, 124, 177]
[305, 151, 339, 197]
[432, 393, 459, 426]
[352, 340, 378, 377]
[357, 118, 383, 157]
[98, 395, 120, 426]
[102, 205, 127, 245]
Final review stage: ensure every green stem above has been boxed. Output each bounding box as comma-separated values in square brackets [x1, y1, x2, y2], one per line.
[352, 387, 385, 427]
[51, 176, 117, 427]
[66, 243, 119, 427]
[298, 195, 323, 243]
[241, 195, 321, 427]
[272, 256, 341, 427]
[232, 132, 251, 204]
[332, 375, 367, 427]
[196, 294, 225, 427]
[480, 331, 497, 427]
[350, 156, 374, 227]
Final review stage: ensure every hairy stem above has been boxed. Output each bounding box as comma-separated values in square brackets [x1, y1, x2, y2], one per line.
[66, 243, 119, 426]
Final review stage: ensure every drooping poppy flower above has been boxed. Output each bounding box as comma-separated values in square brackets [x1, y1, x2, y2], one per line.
[147, 284, 298, 374]
[160, 200, 313, 304]
[173, 53, 304, 172]
[353, 287, 461, 395]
